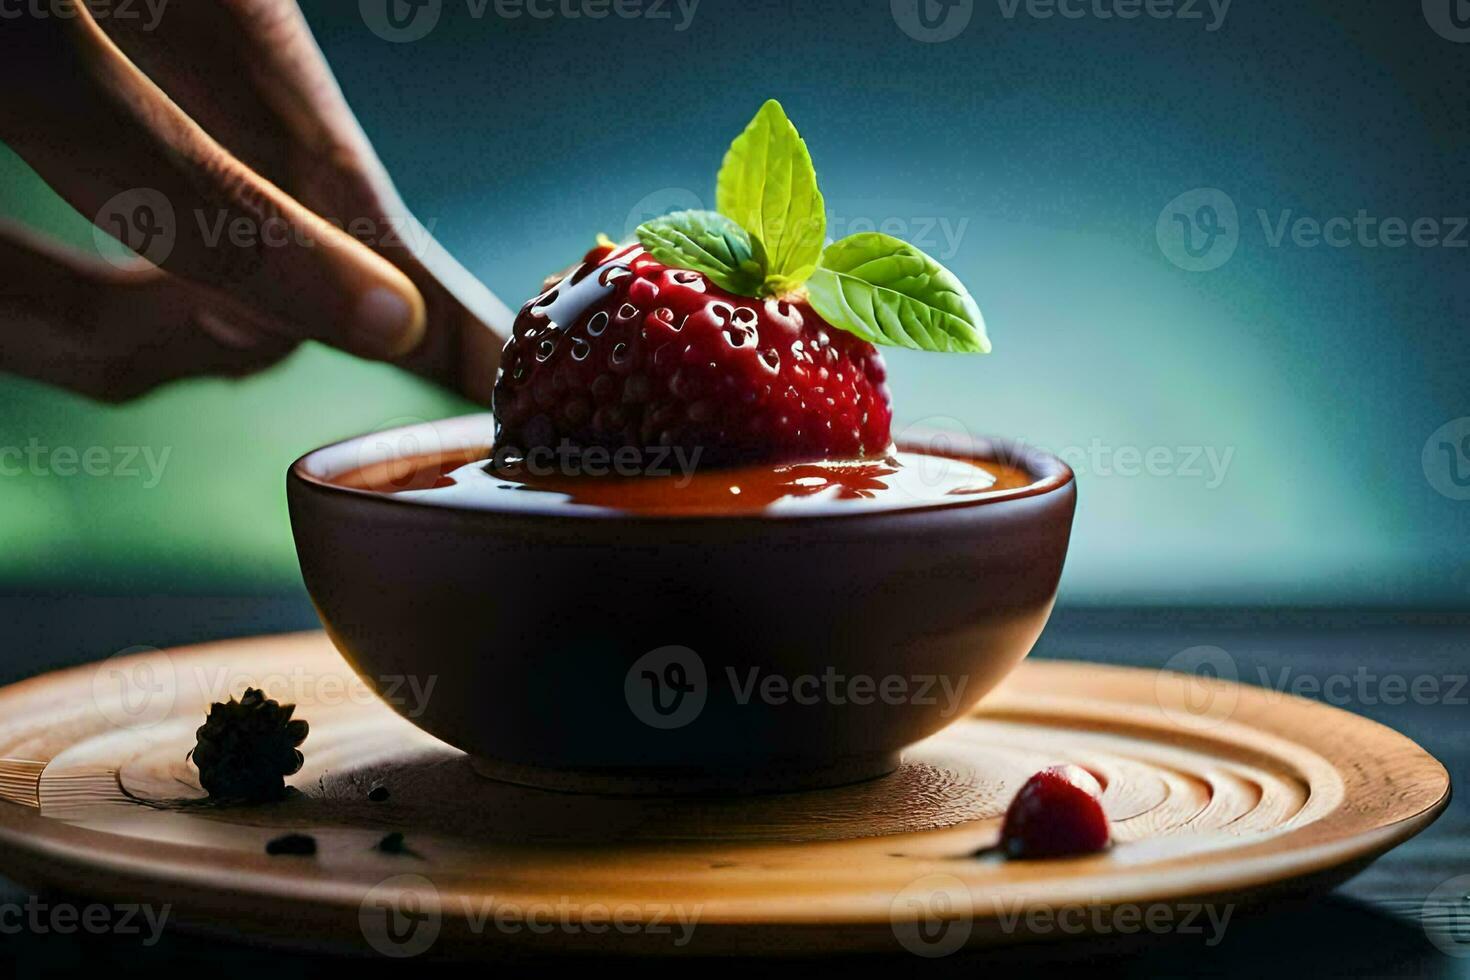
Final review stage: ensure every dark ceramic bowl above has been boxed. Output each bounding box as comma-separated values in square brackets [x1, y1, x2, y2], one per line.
[288, 414, 1076, 794]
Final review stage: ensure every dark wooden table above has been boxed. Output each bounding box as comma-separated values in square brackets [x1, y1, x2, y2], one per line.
[0, 598, 1464, 977]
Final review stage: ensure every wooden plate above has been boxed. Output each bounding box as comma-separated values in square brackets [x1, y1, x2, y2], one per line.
[0, 633, 1448, 958]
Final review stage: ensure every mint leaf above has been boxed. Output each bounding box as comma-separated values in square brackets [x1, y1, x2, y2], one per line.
[805, 233, 990, 353]
[716, 100, 825, 286]
[635, 210, 768, 296]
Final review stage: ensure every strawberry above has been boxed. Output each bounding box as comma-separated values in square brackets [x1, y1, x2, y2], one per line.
[493, 243, 893, 468]
[493, 100, 990, 468]
[999, 765, 1111, 859]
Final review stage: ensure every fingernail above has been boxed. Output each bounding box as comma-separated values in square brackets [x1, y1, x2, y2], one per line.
[194, 310, 264, 350]
[355, 286, 422, 358]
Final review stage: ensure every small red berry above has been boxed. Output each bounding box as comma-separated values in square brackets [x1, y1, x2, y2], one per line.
[1000, 765, 1110, 859]
[494, 244, 894, 467]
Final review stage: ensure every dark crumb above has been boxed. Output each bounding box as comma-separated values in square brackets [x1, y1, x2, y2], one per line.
[266, 833, 317, 856]
[368, 786, 390, 802]
[376, 832, 421, 858]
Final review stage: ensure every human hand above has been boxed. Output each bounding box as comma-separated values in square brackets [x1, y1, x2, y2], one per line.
[0, 0, 510, 403]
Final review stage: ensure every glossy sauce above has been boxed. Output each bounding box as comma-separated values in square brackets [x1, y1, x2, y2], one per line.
[332, 447, 1037, 517]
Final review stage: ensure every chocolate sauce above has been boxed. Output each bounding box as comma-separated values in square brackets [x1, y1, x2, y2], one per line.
[333, 446, 1036, 517]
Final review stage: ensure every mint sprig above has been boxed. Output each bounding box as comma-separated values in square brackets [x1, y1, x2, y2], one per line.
[629, 99, 989, 355]
[716, 99, 826, 289]
[806, 233, 989, 353]
[636, 210, 768, 296]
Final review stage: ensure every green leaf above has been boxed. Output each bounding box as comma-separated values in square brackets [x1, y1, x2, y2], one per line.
[635, 210, 769, 296]
[716, 99, 825, 286]
[805, 233, 990, 353]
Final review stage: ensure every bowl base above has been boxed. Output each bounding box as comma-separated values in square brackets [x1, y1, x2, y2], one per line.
[466, 751, 902, 796]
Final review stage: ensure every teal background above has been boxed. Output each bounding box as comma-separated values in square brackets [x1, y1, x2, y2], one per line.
[1, 1, 1467, 604]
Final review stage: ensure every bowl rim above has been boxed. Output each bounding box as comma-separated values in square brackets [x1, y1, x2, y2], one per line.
[288, 413, 1076, 524]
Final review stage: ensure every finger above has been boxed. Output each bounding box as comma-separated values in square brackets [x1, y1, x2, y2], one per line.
[0, 8, 427, 361]
[0, 222, 294, 403]
[91, 0, 512, 401]
[83, 0, 317, 199]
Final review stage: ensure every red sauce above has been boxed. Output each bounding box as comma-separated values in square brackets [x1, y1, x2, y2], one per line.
[332, 447, 1038, 517]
